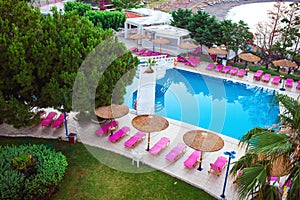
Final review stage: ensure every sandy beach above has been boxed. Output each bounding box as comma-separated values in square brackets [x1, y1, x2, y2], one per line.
[201, 0, 298, 20]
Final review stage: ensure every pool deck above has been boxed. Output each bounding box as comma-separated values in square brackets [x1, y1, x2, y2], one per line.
[1, 35, 299, 200]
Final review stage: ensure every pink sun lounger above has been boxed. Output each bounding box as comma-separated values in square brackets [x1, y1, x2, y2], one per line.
[254, 70, 264, 81]
[221, 65, 231, 73]
[52, 113, 66, 128]
[229, 67, 239, 75]
[149, 137, 170, 155]
[151, 52, 160, 56]
[124, 131, 146, 148]
[285, 78, 294, 88]
[237, 69, 246, 77]
[184, 150, 201, 168]
[41, 112, 57, 127]
[143, 50, 153, 56]
[95, 120, 118, 136]
[215, 64, 223, 72]
[206, 63, 215, 70]
[165, 143, 187, 162]
[297, 81, 300, 90]
[262, 73, 271, 82]
[208, 156, 228, 176]
[134, 49, 146, 56]
[108, 126, 130, 143]
[272, 76, 281, 85]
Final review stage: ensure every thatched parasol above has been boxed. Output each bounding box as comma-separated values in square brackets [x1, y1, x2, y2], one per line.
[178, 42, 198, 57]
[94, 104, 129, 119]
[132, 114, 169, 151]
[238, 53, 261, 69]
[183, 130, 224, 170]
[272, 59, 297, 68]
[206, 48, 228, 55]
[238, 53, 261, 63]
[129, 33, 148, 49]
[94, 104, 129, 135]
[151, 38, 171, 52]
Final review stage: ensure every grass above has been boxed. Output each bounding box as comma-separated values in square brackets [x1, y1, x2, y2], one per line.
[0, 136, 216, 200]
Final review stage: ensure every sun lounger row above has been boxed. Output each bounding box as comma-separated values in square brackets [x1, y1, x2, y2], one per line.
[255, 71, 300, 89]
[41, 112, 67, 128]
[133, 49, 165, 57]
[206, 63, 246, 77]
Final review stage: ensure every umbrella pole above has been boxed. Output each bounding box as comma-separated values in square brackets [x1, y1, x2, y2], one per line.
[186, 50, 188, 58]
[197, 151, 203, 171]
[146, 132, 151, 151]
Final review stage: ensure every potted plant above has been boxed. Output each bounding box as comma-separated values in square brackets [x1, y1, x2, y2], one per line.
[144, 58, 156, 73]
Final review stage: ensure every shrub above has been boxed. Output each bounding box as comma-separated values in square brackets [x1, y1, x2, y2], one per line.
[0, 144, 68, 200]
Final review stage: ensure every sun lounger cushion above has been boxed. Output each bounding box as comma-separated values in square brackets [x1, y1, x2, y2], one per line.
[272, 76, 280, 85]
[151, 52, 160, 56]
[229, 67, 239, 75]
[177, 56, 187, 62]
[237, 69, 246, 77]
[262, 73, 271, 82]
[297, 81, 300, 89]
[108, 126, 130, 143]
[134, 49, 146, 55]
[215, 64, 223, 72]
[206, 63, 215, 70]
[143, 50, 153, 56]
[221, 65, 231, 73]
[184, 150, 201, 168]
[52, 113, 65, 128]
[124, 131, 146, 148]
[165, 143, 186, 162]
[41, 112, 57, 127]
[96, 120, 118, 136]
[285, 78, 293, 87]
[254, 70, 263, 80]
[209, 156, 228, 176]
[149, 137, 170, 155]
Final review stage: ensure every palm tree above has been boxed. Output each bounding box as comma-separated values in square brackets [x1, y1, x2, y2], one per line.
[230, 94, 300, 200]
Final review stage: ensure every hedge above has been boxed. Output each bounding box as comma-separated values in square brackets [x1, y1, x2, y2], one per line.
[0, 144, 68, 200]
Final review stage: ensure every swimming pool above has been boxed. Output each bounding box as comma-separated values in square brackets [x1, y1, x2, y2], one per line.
[123, 68, 279, 139]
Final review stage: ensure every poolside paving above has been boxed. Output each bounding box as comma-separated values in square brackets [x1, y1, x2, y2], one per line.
[1, 33, 299, 200]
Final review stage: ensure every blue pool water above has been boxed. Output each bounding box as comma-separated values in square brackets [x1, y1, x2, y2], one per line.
[124, 68, 279, 139]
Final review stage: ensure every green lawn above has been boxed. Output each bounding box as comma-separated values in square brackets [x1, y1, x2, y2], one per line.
[0, 136, 215, 200]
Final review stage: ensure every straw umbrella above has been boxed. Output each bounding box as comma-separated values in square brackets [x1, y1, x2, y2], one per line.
[183, 130, 224, 171]
[238, 53, 261, 69]
[151, 38, 171, 53]
[129, 33, 148, 50]
[206, 48, 228, 62]
[272, 59, 297, 68]
[94, 104, 129, 135]
[178, 42, 198, 58]
[132, 114, 169, 151]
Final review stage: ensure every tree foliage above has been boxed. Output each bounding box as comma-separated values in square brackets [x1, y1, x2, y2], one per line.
[170, 8, 192, 29]
[84, 10, 126, 30]
[64, 1, 92, 16]
[231, 94, 300, 200]
[0, 0, 139, 127]
[254, 1, 300, 68]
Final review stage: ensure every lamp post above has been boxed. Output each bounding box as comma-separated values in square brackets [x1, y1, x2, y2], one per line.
[220, 151, 236, 199]
[280, 74, 286, 91]
[245, 68, 249, 76]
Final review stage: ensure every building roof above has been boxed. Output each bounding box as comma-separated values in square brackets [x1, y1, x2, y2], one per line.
[143, 25, 190, 38]
[125, 8, 172, 26]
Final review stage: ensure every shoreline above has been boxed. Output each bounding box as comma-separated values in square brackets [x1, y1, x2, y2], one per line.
[203, 0, 298, 20]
